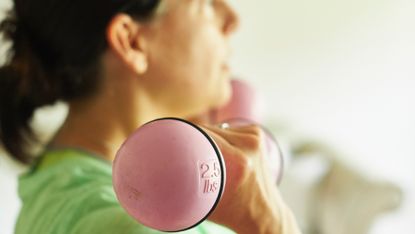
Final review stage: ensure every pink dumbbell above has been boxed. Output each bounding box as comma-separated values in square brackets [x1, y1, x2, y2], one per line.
[113, 118, 225, 232]
[210, 79, 284, 184]
[210, 79, 263, 123]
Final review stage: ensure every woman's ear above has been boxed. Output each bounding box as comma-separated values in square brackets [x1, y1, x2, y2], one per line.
[106, 14, 148, 75]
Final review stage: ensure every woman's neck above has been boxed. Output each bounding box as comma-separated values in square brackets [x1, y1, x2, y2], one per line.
[51, 101, 130, 161]
[51, 77, 157, 161]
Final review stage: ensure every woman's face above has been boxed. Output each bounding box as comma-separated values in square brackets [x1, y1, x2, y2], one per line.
[141, 0, 239, 118]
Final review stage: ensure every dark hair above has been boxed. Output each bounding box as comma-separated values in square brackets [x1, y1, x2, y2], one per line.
[0, 0, 161, 164]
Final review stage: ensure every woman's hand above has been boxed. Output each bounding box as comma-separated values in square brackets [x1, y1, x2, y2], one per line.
[200, 124, 302, 234]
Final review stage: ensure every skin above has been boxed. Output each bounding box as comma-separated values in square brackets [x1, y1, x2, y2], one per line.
[52, 0, 301, 233]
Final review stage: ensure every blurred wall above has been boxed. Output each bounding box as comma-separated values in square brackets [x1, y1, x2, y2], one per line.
[228, 0, 415, 233]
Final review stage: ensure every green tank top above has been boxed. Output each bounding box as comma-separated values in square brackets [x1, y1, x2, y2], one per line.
[15, 149, 234, 234]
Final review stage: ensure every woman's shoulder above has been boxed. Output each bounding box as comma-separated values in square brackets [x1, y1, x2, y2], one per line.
[17, 148, 112, 199]
[15, 148, 119, 233]
[15, 148, 235, 234]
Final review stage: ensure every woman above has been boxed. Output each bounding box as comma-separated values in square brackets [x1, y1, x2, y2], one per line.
[0, 0, 301, 233]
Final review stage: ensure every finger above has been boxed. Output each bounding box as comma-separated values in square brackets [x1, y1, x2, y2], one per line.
[202, 125, 262, 152]
[202, 127, 254, 186]
[217, 122, 261, 136]
[201, 127, 244, 162]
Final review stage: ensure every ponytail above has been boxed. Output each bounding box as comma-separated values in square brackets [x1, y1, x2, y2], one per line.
[0, 65, 35, 164]
[0, 11, 60, 164]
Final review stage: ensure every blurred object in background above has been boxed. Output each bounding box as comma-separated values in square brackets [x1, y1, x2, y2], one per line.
[278, 138, 402, 234]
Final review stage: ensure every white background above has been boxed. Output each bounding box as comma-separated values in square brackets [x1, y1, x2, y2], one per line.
[1, 0, 415, 234]
[229, 0, 415, 233]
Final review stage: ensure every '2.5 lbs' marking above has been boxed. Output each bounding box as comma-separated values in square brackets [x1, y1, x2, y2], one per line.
[199, 161, 221, 194]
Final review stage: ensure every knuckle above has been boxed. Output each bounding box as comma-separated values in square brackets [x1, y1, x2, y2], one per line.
[230, 151, 254, 183]
[238, 157, 253, 181]
[249, 125, 262, 138]
[244, 134, 262, 151]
